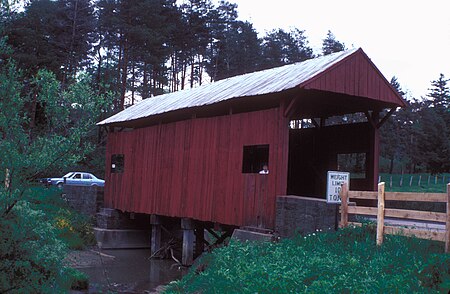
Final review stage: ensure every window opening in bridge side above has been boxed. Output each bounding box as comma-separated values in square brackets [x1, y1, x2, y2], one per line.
[242, 144, 269, 174]
[111, 154, 124, 173]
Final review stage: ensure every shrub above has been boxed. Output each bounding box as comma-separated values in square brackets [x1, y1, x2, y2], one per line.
[165, 225, 448, 293]
[0, 197, 67, 293]
[62, 267, 89, 290]
[0, 187, 95, 292]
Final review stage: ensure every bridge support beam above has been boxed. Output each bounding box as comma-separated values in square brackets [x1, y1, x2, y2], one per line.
[181, 218, 194, 266]
[150, 214, 162, 256]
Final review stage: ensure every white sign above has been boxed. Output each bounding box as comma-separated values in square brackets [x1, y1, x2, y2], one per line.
[327, 171, 350, 203]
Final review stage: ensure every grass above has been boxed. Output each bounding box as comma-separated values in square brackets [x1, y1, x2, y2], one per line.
[380, 173, 449, 193]
[165, 225, 450, 293]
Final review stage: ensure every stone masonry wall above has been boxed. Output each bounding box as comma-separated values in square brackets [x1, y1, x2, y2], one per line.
[62, 186, 104, 217]
[275, 195, 338, 238]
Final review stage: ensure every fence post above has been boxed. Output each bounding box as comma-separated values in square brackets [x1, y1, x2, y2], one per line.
[376, 182, 386, 246]
[340, 183, 349, 228]
[446, 184, 450, 253]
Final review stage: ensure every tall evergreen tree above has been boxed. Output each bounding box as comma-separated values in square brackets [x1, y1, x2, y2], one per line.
[427, 73, 450, 109]
[415, 107, 450, 173]
[205, 20, 261, 81]
[97, 0, 176, 108]
[172, 0, 211, 89]
[414, 73, 450, 173]
[260, 28, 313, 70]
[380, 77, 403, 173]
[4, 0, 96, 83]
[55, 0, 97, 85]
[322, 30, 346, 55]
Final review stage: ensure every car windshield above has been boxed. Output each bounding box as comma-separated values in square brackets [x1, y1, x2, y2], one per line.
[63, 172, 74, 178]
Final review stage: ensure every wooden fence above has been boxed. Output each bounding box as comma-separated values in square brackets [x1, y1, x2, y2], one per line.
[340, 182, 450, 252]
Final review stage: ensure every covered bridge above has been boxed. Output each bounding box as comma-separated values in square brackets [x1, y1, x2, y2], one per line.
[98, 48, 406, 233]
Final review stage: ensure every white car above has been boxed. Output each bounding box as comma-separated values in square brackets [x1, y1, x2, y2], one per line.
[43, 172, 105, 188]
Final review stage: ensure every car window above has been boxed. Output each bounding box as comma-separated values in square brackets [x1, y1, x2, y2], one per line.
[74, 173, 82, 179]
[63, 172, 74, 178]
[83, 174, 92, 179]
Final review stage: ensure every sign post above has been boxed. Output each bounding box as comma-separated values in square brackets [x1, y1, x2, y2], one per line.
[327, 171, 350, 204]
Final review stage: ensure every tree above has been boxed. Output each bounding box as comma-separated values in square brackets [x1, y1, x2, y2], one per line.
[414, 74, 450, 173]
[426, 73, 450, 140]
[169, 0, 211, 90]
[0, 43, 112, 291]
[415, 107, 450, 173]
[322, 30, 346, 55]
[260, 28, 314, 70]
[4, 0, 96, 84]
[54, 0, 97, 85]
[0, 61, 112, 215]
[97, 0, 176, 107]
[380, 77, 403, 173]
[427, 73, 450, 109]
[205, 20, 261, 81]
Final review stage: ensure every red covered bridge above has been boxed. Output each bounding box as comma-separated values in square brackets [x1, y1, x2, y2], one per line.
[98, 48, 405, 236]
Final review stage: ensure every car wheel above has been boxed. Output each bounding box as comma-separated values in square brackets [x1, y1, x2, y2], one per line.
[57, 183, 63, 189]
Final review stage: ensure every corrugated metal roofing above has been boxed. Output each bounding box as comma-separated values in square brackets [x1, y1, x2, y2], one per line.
[98, 48, 359, 126]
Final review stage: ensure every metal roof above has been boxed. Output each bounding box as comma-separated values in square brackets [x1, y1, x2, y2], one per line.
[98, 49, 359, 126]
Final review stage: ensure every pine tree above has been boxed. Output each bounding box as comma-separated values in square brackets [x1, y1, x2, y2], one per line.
[413, 74, 450, 173]
[427, 73, 450, 109]
[380, 77, 405, 173]
[322, 30, 346, 55]
[260, 28, 314, 70]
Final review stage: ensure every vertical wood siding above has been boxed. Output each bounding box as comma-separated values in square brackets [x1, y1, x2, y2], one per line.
[304, 51, 401, 106]
[105, 107, 288, 229]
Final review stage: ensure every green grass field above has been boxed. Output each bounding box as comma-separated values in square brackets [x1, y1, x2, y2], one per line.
[380, 173, 450, 193]
[165, 225, 450, 293]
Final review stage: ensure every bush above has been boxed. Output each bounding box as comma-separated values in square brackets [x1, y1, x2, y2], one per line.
[165, 225, 448, 293]
[62, 267, 89, 290]
[0, 187, 95, 292]
[30, 187, 96, 249]
[0, 195, 67, 293]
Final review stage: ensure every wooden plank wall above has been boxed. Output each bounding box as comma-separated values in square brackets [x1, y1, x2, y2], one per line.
[104, 107, 289, 229]
[304, 50, 401, 106]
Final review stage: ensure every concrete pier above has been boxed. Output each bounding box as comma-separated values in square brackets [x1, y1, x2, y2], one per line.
[94, 228, 151, 249]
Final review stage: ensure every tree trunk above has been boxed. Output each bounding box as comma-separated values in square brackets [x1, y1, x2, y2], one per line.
[117, 34, 123, 109]
[120, 39, 128, 109]
[96, 45, 103, 90]
[142, 61, 148, 99]
[389, 157, 394, 174]
[131, 61, 135, 105]
[190, 62, 194, 89]
[181, 61, 186, 90]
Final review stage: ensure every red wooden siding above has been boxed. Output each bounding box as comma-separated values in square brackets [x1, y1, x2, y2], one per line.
[302, 49, 404, 107]
[105, 107, 289, 229]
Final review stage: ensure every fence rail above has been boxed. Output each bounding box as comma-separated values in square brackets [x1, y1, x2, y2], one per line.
[340, 182, 450, 252]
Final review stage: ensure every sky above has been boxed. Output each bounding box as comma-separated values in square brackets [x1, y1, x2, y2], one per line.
[229, 0, 450, 99]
